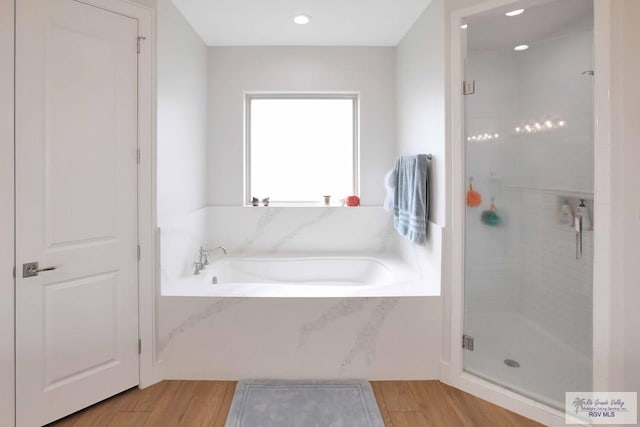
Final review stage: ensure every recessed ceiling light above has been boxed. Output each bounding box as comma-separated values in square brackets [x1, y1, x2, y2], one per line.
[505, 9, 525, 16]
[460, 24, 468, 29]
[514, 44, 529, 51]
[293, 15, 311, 25]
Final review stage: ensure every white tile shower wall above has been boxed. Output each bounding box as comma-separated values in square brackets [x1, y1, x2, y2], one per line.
[464, 24, 594, 358]
[464, 190, 521, 315]
[464, 48, 521, 316]
[517, 191, 593, 357]
[157, 296, 443, 380]
[515, 26, 594, 193]
[205, 207, 396, 255]
[515, 27, 594, 358]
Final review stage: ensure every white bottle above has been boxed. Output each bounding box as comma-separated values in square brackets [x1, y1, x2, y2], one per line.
[559, 200, 574, 225]
[575, 199, 592, 230]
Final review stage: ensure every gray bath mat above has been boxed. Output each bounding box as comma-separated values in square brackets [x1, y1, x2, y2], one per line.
[224, 380, 384, 427]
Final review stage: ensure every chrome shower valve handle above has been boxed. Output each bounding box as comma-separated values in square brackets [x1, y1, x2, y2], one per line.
[575, 216, 583, 260]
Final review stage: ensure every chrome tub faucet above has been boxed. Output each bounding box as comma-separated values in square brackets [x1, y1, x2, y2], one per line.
[199, 245, 209, 266]
[193, 261, 203, 275]
[195, 245, 227, 275]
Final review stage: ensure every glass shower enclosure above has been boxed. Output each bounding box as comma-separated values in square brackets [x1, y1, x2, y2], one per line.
[462, 0, 594, 410]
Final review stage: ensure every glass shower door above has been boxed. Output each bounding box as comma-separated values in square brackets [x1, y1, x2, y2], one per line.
[462, 0, 594, 410]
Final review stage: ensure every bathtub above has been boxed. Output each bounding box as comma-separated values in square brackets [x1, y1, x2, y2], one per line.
[161, 255, 439, 297]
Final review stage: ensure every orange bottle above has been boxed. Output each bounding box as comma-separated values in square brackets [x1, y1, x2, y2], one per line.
[466, 177, 482, 207]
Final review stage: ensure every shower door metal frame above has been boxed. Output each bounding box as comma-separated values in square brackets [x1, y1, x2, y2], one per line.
[444, 0, 612, 425]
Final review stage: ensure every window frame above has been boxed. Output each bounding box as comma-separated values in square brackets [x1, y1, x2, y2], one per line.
[244, 92, 360, 206]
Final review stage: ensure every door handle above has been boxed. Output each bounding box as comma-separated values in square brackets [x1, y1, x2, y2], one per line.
[22, 262, 58, 278]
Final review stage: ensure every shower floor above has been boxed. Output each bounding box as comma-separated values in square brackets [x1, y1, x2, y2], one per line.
[463, 311, 591, 410]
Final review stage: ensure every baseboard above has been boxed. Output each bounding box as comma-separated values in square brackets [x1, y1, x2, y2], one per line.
[139, 360, 164, 389]
[439, 361, 571, 427]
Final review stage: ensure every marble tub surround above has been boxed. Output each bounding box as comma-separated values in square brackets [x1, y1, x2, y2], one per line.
[158, 207, 437, 269]
[298, 299, 370, 348]
[157, 207, 444, 379]
[338, 298, 400, 372]
[206, 206, 396, 254]
[158, 296, 442, 380]
[157, 297, 245, 355]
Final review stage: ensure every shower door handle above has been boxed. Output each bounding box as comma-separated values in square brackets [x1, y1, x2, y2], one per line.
[575, 216, 583, 260]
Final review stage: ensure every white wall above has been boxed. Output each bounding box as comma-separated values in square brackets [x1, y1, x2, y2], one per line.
[0, 0, 14, 424]
[396, 0, 446, 226]
[610, 0, 640, 403]
[395, 0, 448, 369]
[132, 0, 155, 7]
[156, 0, 208, 225]
[207, 47, 396, 206]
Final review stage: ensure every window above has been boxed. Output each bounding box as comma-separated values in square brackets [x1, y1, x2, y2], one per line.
[245, 94, 359, 205]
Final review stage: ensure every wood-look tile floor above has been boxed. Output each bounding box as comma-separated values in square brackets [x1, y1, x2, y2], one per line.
[49, 380, 544, 427]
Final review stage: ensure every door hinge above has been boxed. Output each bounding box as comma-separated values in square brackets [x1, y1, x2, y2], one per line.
[463, 80, 476, 95]
[137, 36, 146, 54]
[12, 266, 15, 279]
[136, 148, 141, 164]
[137, 244, 141, 261]
[138, 339, 142, 354]
[462, 334, 474, 351]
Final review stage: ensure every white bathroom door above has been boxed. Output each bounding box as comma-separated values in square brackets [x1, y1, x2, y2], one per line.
[15, 0, 140, 425]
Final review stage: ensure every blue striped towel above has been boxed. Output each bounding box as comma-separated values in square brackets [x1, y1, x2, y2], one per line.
[393, 155, 430, 244]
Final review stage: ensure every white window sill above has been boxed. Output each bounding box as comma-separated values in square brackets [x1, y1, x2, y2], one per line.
[243, 203, 358, 208]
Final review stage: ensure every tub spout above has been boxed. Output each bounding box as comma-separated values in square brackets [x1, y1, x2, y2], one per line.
[199, 244, 228, 265]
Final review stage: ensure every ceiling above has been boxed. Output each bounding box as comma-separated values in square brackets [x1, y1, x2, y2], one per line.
[171, 0, 431, 46]
[465, 0, 593, 53]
